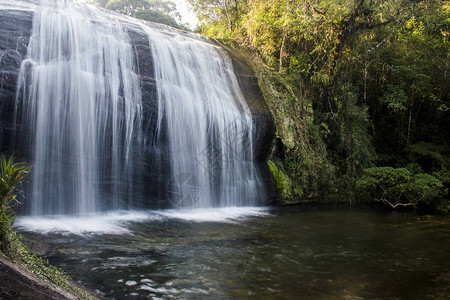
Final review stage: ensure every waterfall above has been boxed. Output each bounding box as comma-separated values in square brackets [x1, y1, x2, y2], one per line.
[12, 0, 266, 215]
[143, 25, 264, 208]
[15, 0, 143, 215]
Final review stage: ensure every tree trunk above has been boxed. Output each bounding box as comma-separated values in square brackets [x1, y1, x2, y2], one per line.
[279, 29, 287, 73]
[221, 0, 233, 31]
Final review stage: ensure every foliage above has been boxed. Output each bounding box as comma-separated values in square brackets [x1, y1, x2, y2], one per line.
[405, 142, 449, 172]
[94, 0, 188, 29]
[357, 167, 446, 210]
[251, 53, 341, 200]
[188, 0, 248, 37]
[0, 156, 30, 255]
[433, 170, 450, 213]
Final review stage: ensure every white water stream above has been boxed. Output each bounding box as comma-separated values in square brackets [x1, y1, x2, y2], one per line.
[145, 24, 264, 208]
[15, 0, 143, 214]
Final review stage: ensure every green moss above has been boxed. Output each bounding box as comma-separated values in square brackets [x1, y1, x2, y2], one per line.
[267, 160, 293, 202]
[14, 244, 95, 299]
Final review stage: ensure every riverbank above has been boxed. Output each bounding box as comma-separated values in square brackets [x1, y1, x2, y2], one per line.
[0, 252, 103, 300]
[0, 254, 76, 300]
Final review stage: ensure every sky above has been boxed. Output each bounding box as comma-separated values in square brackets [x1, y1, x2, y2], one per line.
[173, 0, 198, 29]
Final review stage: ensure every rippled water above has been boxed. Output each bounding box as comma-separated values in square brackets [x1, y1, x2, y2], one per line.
[17, 207, 450, 299]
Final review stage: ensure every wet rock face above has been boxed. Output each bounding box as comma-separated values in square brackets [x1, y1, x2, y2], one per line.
[0, 8, 33, 156]
[0, 4, 275, 211]
[226, 48, 274, 162]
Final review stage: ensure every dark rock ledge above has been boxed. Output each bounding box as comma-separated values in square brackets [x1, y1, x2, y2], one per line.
[0, 254, 88, 300]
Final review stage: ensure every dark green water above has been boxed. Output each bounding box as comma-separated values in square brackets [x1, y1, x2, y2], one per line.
[19, 207, 450, 299]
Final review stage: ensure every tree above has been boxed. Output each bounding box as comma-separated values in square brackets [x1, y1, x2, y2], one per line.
[95, 0, 187, 29]
[357, 167, 445, 210]
[188, 0, 248, 37]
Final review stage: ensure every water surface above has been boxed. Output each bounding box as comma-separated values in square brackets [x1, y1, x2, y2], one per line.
[18, 207, 450, 299]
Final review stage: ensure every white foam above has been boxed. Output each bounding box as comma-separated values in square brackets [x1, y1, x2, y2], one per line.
[15, 207, 270, 235]
[155, 207, 270, 223]
[15, 211, 158, 235]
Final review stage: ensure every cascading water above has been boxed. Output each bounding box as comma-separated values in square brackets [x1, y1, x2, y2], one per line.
[144, 25, 265, 208]
[15, 0, 143, 215]
[12, 0, 267, 215]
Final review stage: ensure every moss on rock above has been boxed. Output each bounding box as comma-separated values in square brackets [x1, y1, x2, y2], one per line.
[267, 160, 292, 202]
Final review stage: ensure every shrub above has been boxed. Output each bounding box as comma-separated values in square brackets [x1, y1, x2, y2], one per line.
[356, 167, 445, 210]
[0, 155, 30, 256]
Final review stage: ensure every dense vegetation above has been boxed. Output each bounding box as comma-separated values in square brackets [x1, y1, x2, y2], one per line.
[0, 156, 30, 255]
[92, 0, 189, 29]
[186, 0, 449, 212]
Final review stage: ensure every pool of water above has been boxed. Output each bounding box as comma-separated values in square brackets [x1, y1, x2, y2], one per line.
[17, 206, 450, 299]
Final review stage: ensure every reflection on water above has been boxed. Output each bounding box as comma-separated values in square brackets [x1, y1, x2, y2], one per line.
[18, 207, 450, 299]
